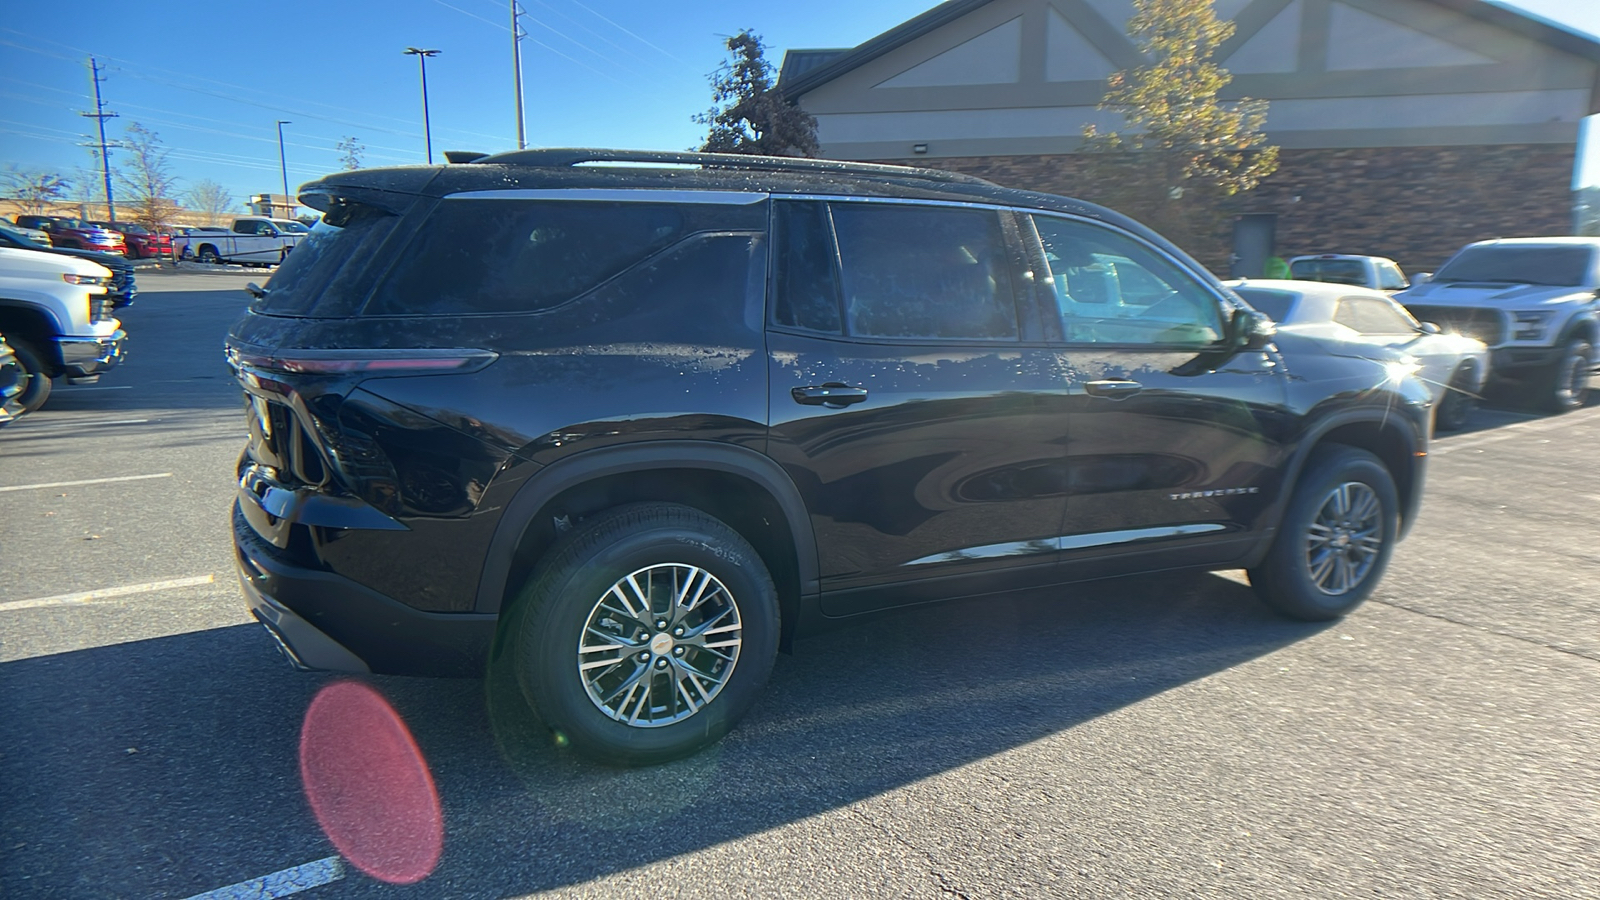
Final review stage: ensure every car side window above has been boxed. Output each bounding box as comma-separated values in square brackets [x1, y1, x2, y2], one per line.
[1030, 215, 1224, 345]
[1334, 296, 1417, 335]
[770, 201, 842, 334]
[830, 203, 1019, 340]
[1376, 261, 1407, 291]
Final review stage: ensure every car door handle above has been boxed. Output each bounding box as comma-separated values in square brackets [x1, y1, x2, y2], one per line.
[1085, 379, 1143, 399]
[792, 383, 869, 408]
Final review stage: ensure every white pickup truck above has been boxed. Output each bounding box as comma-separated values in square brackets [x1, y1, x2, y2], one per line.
[1288, 254, 1412, 292]
[175, 217, 310, 266]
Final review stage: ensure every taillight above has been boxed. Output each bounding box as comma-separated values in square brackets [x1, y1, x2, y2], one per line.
[227, 346, 498, 376]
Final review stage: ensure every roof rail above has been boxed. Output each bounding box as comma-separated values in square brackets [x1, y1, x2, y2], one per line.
[468, 147, 995, 186]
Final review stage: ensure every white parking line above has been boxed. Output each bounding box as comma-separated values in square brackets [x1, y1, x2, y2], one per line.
[181, 857, 344, 900]
[0, 472, 173, 493]
[0, 574, 214, 612]
[22, 418, 151, 428]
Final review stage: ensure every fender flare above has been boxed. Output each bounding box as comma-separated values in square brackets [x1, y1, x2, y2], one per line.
[472, 440, 820, 614]
[1249, 405, 1427, 563]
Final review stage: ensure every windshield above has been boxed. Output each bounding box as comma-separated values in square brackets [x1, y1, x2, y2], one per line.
[256, 203, 396, 316]
[1289, 258, 1366, 286]
[1433, 245, 1594, 286]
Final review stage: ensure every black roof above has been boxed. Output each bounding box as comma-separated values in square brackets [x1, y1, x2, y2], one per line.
[296, 147, 1191, 276]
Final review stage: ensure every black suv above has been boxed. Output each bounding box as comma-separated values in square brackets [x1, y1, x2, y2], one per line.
[227, 149, 1432, 765]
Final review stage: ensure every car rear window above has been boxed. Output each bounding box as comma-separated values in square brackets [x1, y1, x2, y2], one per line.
[256, 202, 397, 316]
[1433, 245, 1594, 287]
[363, 200, 694, 316]
[1231, 287, 1297, 321]
[1290, 258, 1366, 286]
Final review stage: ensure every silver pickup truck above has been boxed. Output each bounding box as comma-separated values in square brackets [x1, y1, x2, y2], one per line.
[1397, 237, 1600, 412]
[175, 217, 309, 266]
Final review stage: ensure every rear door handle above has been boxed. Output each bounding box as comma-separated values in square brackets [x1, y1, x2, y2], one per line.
[1084, 379, 1143, 399]
[792, 383, 869, 408]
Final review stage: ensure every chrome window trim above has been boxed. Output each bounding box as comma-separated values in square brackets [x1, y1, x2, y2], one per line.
[444, 189, 768, 205]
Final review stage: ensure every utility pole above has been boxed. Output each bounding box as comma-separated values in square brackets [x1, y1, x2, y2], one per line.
[80, 57, 119, 222]
[403, 48, 441, 164]
[511, 2, 526, 149]
[276, 120, 292, 218]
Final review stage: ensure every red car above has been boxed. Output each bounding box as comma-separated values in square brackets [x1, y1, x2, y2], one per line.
[89, 221, 172, 259]
[13, 215, 126, 255]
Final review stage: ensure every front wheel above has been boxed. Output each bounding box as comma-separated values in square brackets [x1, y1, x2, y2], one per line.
[509, 502, 780, 766]
[8, 339, 53, 413]
[1249, 446, 1398, 621]
[197, 245, 220, 265]
[1540, 337, 1592, 413]
[1434, 363, 1478, 432]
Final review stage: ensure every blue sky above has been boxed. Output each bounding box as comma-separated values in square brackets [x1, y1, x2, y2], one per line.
[2, 0, 1599, 210]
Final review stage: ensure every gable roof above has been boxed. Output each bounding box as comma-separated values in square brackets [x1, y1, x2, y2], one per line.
[777, 0, 1600, 99]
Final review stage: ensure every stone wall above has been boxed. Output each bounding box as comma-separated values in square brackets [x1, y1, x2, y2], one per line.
[872, 144, 1577, 276]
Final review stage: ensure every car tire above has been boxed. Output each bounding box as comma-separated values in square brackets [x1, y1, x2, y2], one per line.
[1248, 445, 1398, 621]
[9, 339, 53, 414]
[1540, 336, 1592, 413]
[198, 245, 220, 264]
[509, 502, 779, 766]
[1434, 363, 1478, 432]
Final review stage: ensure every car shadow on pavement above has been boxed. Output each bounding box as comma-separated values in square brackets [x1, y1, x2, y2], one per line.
[0, 570, 1325, 897]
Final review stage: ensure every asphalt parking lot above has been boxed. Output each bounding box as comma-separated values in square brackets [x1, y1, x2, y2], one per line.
[2, 269, 1598, 899]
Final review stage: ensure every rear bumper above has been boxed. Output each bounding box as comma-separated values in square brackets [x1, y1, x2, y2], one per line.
[55, 329, 127, 377]
[232, 501, 497, 677]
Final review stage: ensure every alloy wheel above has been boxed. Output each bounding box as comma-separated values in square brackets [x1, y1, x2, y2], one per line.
[1305, 482, 1384, 595]
[576, 563, 743, 727]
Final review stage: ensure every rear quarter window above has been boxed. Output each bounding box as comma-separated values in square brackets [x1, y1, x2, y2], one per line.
[364, 200, 707, 316]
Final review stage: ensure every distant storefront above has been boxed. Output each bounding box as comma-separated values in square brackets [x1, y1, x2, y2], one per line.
[779, 0, 1600, 275]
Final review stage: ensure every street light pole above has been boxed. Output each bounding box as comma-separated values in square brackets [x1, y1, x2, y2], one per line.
[510, 3, 526, 150]
[403, 47, 441, 164]
[275, 120, 292, 218]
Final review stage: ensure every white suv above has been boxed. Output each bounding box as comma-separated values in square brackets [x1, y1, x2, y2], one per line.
[1397, 237, 1599, 412]
[0, 246, 127, 412]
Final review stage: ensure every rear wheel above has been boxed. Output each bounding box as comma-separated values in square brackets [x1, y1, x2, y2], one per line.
[9, 339, 53, 413]
[509, 502, 779, 766]
[1540, 337, 1592, 413]
[1249, 446, 1398, 621]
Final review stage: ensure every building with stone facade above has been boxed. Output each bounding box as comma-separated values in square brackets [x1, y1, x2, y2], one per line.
[778, 0, 1600, 275]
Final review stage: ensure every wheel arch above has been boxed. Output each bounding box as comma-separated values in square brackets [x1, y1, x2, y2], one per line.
[476, 441, 819, 651]
[1268, 410, 1425, 548]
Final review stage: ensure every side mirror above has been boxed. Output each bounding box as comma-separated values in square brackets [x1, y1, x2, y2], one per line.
[1411, 272, 1432, 285]
[1230, 307, 1275, 351]
[1417, 322, 1442, 335]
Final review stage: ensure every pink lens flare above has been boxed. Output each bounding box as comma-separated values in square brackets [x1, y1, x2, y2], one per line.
[299, 681, 443, 885]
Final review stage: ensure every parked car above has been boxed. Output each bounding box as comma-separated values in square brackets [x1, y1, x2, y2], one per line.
[7, 219, 52, 246]
[0, 334, 28, 426]
[1229, 280, 1489, 431]
[88, 220, 171, 260]
[1289, 254, 1411, 292]
[226, 148, 1433, 766]
[0, 222, 137, 309]
[12, 215, 127, 255]
[175, 217, 308, 265]
[1397, 237, 1600, 412]
[0, 246, 126, 412]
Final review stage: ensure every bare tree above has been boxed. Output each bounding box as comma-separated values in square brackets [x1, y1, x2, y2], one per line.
[3, 166, 72, 215]
[336, 135, 365, 171]
[186, 179, 234, 225]
[115, 123, 181, 228]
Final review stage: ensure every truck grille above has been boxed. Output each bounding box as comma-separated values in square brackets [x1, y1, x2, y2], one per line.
[1401, 305, 1505, 346]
